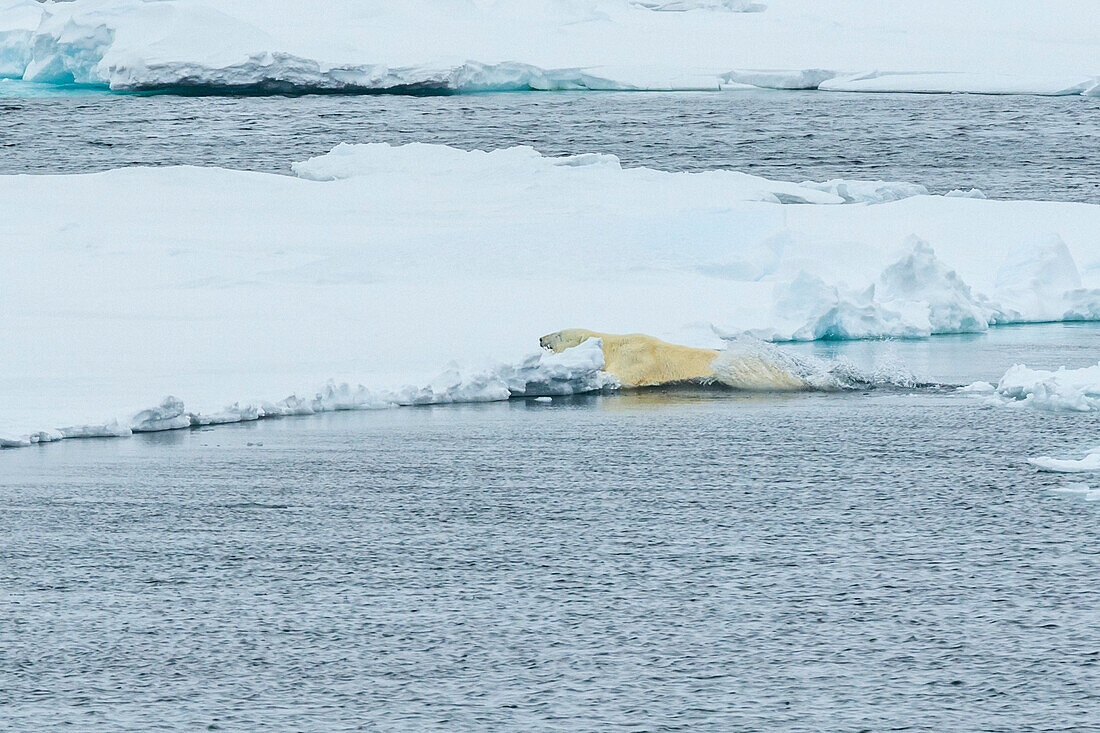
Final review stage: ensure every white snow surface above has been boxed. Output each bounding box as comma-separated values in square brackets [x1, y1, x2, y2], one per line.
[1, 0, 1099, 95]
[4, 141, 1100, 447]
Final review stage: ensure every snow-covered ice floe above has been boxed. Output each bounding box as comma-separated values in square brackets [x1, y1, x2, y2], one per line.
[1032, 451, 1100, 474]
[963, 363, 1100, 414]
[0, 340, 614, 447]
[2, 0, 1099, 96]
[4, 141, 1100, 447]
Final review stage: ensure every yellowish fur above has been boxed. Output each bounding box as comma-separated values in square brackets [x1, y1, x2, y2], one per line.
[539, 328, 720, 388]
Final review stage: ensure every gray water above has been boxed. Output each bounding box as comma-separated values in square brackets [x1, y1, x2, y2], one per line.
[4, 91, 1100, 731]
[3, 324, 1100, 731]
[2, 89, 1100, 201]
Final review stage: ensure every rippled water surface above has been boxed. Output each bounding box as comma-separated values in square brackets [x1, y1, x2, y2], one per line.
[3, 88, 1100, 201]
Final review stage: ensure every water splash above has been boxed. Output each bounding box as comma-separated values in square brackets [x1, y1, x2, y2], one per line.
[711, 336, 925, 391]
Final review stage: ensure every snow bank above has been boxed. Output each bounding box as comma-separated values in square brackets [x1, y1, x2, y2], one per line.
[0, 339, 612, 447]
[745, 234, 1100, 342]
[992, 235, 1088, 323]
[4, 142, 1100, 447]
[1, 0, 1099, 96]
[745, 251, 986, 342]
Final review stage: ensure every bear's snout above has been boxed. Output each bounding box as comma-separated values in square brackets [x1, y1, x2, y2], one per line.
[540, 329, 590, 353]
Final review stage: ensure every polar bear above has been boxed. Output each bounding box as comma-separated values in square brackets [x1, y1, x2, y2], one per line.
[539, 328, 813, 390]
[539, 328, 720, 388]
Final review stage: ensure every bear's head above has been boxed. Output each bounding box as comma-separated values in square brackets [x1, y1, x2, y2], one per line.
[539, 328, 597, 353]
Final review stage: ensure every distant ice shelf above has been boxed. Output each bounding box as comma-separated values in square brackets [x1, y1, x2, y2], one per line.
[2, 0, 1099, 97]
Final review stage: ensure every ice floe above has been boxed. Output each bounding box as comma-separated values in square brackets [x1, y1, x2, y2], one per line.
[0, 339, 613, 447]
[1, 0, 1099, 96]
[968, 363, 1100, 413]
[1032, 452, 1100, 474]
[1048, 483, 1100, 501]
[4, 142, 1100, 447]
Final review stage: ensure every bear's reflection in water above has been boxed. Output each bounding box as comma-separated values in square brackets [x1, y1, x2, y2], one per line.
[592, 386, 810, 411]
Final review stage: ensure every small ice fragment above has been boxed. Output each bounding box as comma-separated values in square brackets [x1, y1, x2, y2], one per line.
[1049, 483, 1100, 501]
[534, 396, 553, 403]
[958, 381, 995, 393]
[1029, 451, 1100, 473]
[945, 188, 987, 199]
